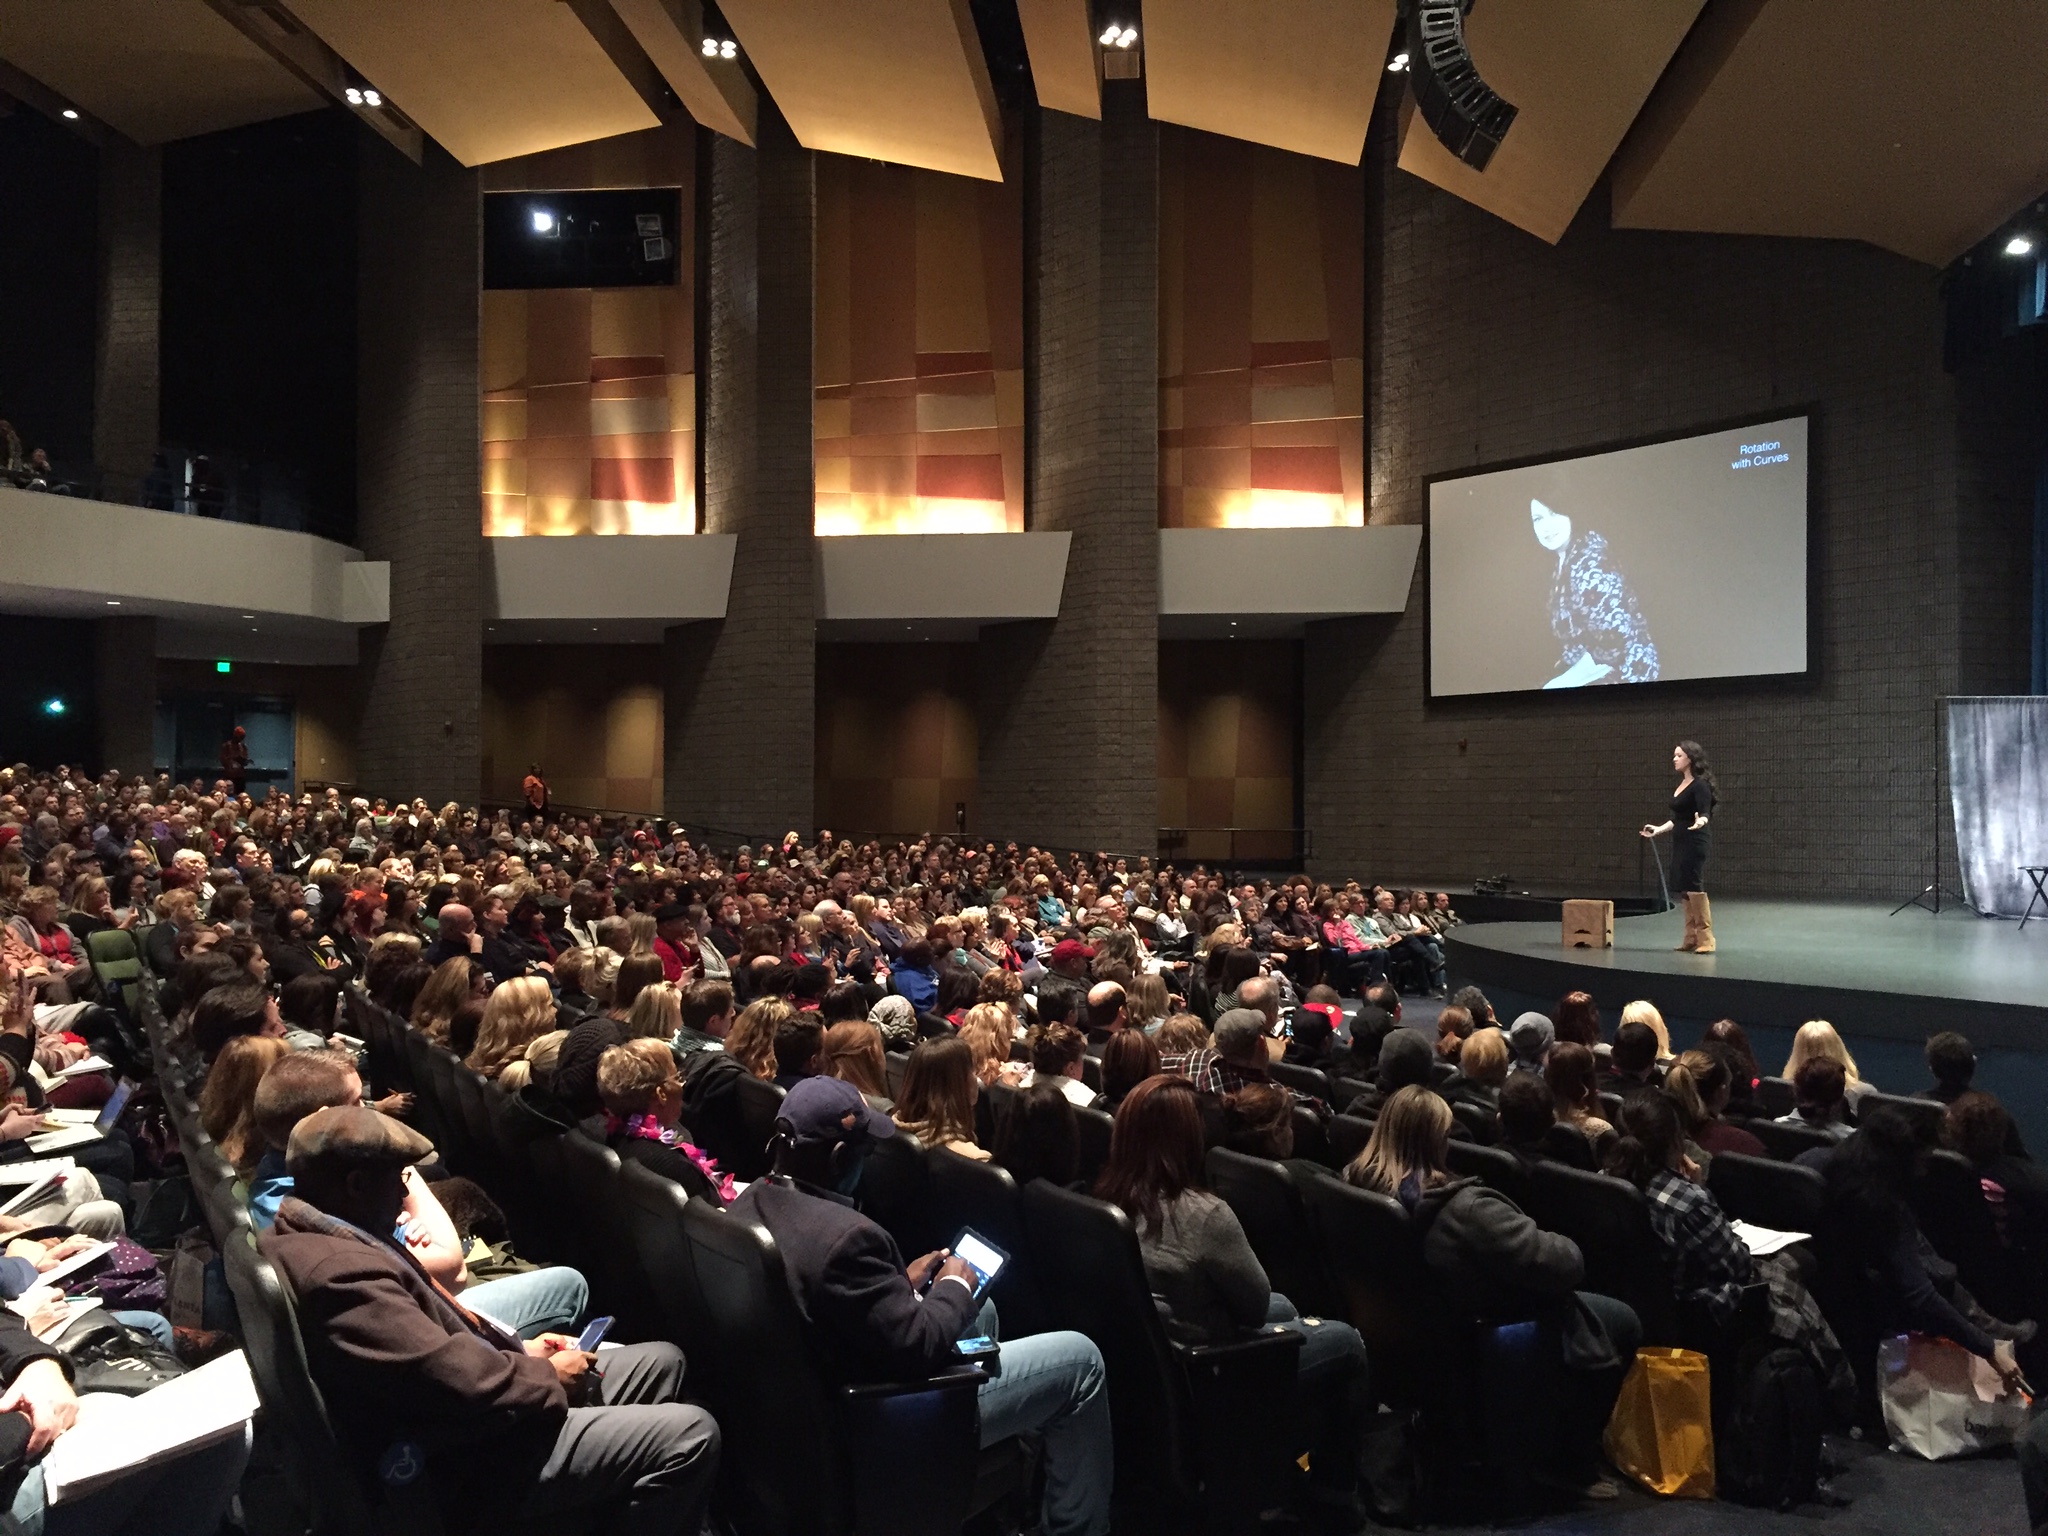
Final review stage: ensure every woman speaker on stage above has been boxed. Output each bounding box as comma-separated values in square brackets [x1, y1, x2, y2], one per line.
[1641, 741, 1717, 953]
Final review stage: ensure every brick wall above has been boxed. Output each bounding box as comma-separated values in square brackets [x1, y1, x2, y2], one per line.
[93, 142, 159, 493]
[1303, 122, 2037, 900]
[664, 106, 815, 834]
[353, 142, 483, 807]
[978, 90, 1160, 853]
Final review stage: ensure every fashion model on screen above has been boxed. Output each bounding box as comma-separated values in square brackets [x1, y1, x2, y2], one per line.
[1641, 740, 1716, 952]
[1531, 498, 1660, 688]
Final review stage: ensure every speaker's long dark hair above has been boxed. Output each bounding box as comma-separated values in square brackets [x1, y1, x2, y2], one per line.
[1676, 740, 1718, 802]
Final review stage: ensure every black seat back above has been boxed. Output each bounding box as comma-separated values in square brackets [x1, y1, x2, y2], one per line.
[1444, 1138, 1530, 1207]
[1289, 1104, 1332, 1166]
[1746, 1116, 1839, 1162]
[1206, 1147, 1340, 1318]
[1329, 1112, 1373, 1169]
[1451, 1100, 1496, 1145]
[1860, 1090, 1945, 1145]
[556, 1131, 661, 1340]
[1706, 1152, 1823, 1235]
[1757, 1076, 1796, 1118]
[1916, 1148, 2022, 1320]
[1074, 1105, 1114, 1184]
[925, 1149, 1048, 1334]
[859, 1132, 937, 1258]
[729, 1074, 788, 1182]
[1525, 1163, 1679, 1345]
[1298, 1171, 1437, 1405]
[1539, 1122, 1599, 1170]
[1270, 1060, 1334, 1102]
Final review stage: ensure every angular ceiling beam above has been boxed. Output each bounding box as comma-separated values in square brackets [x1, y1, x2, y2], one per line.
[201, 0, 421, 161]
[1015, 0, 1099, 120]
[0, 56, 130, 149]
[605, 0, 756, 145]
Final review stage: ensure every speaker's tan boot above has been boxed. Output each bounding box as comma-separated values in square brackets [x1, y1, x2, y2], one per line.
[1692, 893, 1716, 954]
[1676, 894, 1699, 951]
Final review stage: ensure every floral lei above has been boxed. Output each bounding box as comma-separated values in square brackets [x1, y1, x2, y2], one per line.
[607, 1111, 736, 1202]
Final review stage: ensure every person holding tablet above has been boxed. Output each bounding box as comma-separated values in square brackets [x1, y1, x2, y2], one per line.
[731, 1078, 1111, 1536]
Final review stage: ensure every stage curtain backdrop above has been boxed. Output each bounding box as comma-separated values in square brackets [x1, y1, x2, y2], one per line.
[1948, 696, 2048, 917]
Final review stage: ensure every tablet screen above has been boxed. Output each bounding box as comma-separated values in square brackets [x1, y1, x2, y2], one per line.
[952, 1229, 1007, 1293]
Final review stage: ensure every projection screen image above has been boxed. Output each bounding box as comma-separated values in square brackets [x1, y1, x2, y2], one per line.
[1427, 415, 1809, 698]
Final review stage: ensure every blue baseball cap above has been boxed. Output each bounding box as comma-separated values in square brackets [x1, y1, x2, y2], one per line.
[777, 1076, 896, 1146]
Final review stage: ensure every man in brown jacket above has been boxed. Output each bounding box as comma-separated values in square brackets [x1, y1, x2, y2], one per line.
[259, 1106, 718, 1530]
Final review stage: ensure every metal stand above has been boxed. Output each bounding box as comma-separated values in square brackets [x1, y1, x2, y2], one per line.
[1891, 727, 1970, 915]
[1647, 837, 1673, 914]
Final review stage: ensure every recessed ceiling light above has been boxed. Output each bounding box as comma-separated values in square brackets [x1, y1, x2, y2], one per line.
[719, 39, 736, 59]
[2007, 236, 2036, 257]
[61, 109, 79, 120]
[241, 614, 254, 620]
[343, 87, 363, 105]
[1117, 26, 1137, 47]
[105, 600, 120, 606]
[531, 209, 554, 234]
[1387, 51, 1410, 73]
[362, 89, 381, 108]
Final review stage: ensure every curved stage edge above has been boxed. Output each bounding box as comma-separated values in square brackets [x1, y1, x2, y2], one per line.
[1445, 899, 2048, 1151]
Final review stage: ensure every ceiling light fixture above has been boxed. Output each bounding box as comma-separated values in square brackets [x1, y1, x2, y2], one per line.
[2006, 236, 2036, 257]
[1099, 23, 1136, 47]
[61, 109, 79, 120]
[720, 39, 736, 58]
[343, 87, 363, 105]
[531, 208, 555, 234]
[362, 89, 382, 108]
[1387, 51, 1410, 73]
[105, 600, 120, 606]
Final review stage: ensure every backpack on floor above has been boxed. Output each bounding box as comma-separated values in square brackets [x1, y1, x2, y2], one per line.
[1716, 1340, 1823, 1509]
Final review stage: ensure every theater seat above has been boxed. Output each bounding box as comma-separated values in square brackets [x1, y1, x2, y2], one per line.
[1206, 1147, 1341, 1320]
[1745, 1117, 1839, 1162]
[1298, 1172, 1438, 1407]
[1757, 1076, 1797, 1119]
[924, 1148, 1051, 1337]
[1859, 1089, 1945, 1145]
[1444, 1138, 1530, 1209]
[1706, 1151, 1823, 1235]
[858, 1132, 937, 1260]
[673, 1182, 1028, 1536]
[1523, 1163, 1679, 1345]
[729, 1073, 788, 1182]
[1022, 1180, 1304, 1530]
[1074, 1105, 1114, 1185]
[1329, 1112, 1374, 1169]
[1270, 1060, 1334, 1102]
[556, 1131, 663, 1341]
[1915, 1148, 2022, 1321]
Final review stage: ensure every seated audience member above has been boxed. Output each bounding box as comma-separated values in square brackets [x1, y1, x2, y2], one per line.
[1097, 1029, 1161, 1111]
[1348, 1028, 1437, 1119]
[1497, 1075, 1572, 1170]
[1620, 999, 1674, 1062]
[1545, 1043, 1614, 1152]
[412, 955, 487, 1046]
[1667, 1050, 1764, 1160]
[1508, 1012, 1553, 1077]
[867, 994, 919, 1053]
[992, 1079, 1083, 1189]
[248, 1050, 588, 1337]
[1600, 1021, 1662, 1094]
[1820, 1105, 2032, 1384]
[1167, 1009, 1314, 1113]
[552, 956, 666, 1118]
[1777, 1057, 1853, 1142]
[1283, 1002, 1342, 1074]
[1920, 1031, 1971, 1102]
[822, 1021, 893, 1110]
[891, 940, 941, 1013]
[497, 1029, 566, 1094]
[1448, 984, 1496, 1033]
[0, 1301, 249, 1536]
[1551, 991, 1602, 1049]
[261, 1106, 717, 1528]
[199, 1033, 290, 1170]
[1944, 1092, 2048, 1250]
[1084, 981, 1127, 1044]
[1099, 1075, 1369, 1518]
[1126, 972, 1170, 1035]
[893, 1036, 990, 1160]
[597, 1039, 733, 1204]
[625, 980, 684, 1050]
[1446, 1026, 1509, 1117]
[732, 1078, 1108, 1536]
[1784, 1019, 1872, 1107]
[1024, 1022, 1095, 1108]
[191, 979, 285, 1063]
[550, 946, 599, 1021]
[674, 979, 736, 1056]
[1431, 1004, 1474, 1064]
[1704, 1019, 1763, 1113]
[1344, 1086, 1639, 1499]
[1218, 1082, 1297, 1162]
[1152, 1013, 1210, 1059]
[1604, 1091, 1854, 1415]
[277, 971, 344, 1052]
[466, 976, 559, 1082]
[955, 1004, 1017, 1090]
[1343, 982, 1400, 1074]
[772, 1013, 825, 1090]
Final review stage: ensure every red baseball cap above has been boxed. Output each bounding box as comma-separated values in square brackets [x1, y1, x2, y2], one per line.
[1049, 938, 1095, 965]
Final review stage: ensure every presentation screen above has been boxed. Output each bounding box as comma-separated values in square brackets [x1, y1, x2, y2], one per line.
[1427, 415, 1809, 698]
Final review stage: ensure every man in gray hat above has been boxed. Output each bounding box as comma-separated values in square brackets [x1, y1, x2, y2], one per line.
[1509, 1012, 1556, 1076]
[260, 1106, 718, 1528]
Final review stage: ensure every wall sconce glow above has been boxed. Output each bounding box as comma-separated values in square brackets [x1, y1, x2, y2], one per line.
[215, 660, 232, 674]
[2006, 236, 2035, 257]
[39, 698, 65, 717]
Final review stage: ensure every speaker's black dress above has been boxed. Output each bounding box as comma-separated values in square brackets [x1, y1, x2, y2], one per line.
[1670, 777, 1715, 892]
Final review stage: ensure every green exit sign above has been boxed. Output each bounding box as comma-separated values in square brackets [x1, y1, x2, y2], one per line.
[216, 660, 232, 674]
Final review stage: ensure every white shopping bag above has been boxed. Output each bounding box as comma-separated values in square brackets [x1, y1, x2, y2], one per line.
[1878, 1333, 2031, 1460]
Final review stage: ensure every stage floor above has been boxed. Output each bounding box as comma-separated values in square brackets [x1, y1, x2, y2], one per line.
[1444, 899, 2048, 1051]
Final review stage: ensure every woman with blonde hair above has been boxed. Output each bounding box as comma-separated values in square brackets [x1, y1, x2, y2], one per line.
[1784, 1020, 1869, 1104]
[1126, 972, 1169, 1035]
[624, 912, 658, 959]
[412, 955, 485, 1045]
[1619, 1000, 1673, 1062]
[497, 1028, 567, 1093]
[626, 980, 683, 1043]
[1447, 1026, 1509, 1115]
[466, 975, 557, 1080]
[1155, 1013, 1210, 1056]
[822, 1020, 892, 1109]
[893, 1036, 989, 1160]
[725, 996, 791, 1080]
[957, 1003, 1021, 1087]
[1347, 1085, 1640, 1495]
[199, 1033, 289, 1169]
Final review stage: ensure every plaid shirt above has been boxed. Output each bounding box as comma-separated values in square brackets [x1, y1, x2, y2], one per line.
[1161, 1049, 1329, 1119]
[1643, 1168, 1752, 1325]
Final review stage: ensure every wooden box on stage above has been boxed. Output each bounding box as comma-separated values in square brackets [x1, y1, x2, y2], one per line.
[1562, 899, 1613, 949]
